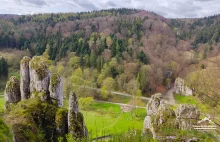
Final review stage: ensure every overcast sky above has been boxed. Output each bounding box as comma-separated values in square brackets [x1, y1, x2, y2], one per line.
[0, 0, 219, 18]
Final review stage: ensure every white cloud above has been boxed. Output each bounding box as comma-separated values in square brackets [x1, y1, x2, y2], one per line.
[0, 0, 219, 18]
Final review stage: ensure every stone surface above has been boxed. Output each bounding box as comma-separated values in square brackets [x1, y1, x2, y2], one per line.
[68, 91, 88, 138]
[146, 93, 163, 116]
[49, 73, 63, 107]
[144, 93, 177, 139]
[29, 56, 50, 100]
[3, 56, 88, 140]
[20, 56, 31, 100]
[56, 108, 68, 139]
[4, 76, 21, 109]
[175, 104, 200, 130]
[143, 116, 155, 137]
[174, 77, 192, 96]
[68, 91, 79, 114]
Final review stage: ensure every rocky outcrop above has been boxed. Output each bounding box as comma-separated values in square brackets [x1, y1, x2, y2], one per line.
[68, 91, 88, 138]
[4, 76, 21, 109]
[55, 108, 68, 140]
[144, 93, 177, 139]
[174, 77, 192, 96]
[20, 56, 31, 100]
[29, 56, 50, 100]
[49, 73, 63, 107]
[4, 56, 88, 141]
[146, 93, 163, 116]
[175, 104, 200, 130]
[143, 93, 200, 139]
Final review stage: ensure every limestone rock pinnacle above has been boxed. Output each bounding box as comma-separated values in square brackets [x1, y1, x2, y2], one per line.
[20, 56, 31, 100]
[49, 73, 63, 107]
[29, 56, 50, 100]
[4, 76, 21, 109]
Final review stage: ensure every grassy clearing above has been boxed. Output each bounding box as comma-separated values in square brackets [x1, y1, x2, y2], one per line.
[173, 93, 220, 121]
[8, 70, 20, 79]
[0, 97, 4, 110]
[0, 92, 3, 110]
[82, 102, 146, 138]
[174, 93, 197, 105]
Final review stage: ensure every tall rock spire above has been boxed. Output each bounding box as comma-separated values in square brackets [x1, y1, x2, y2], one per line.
[49, 73, 63, 107]
[4, 76, 21, 109]
[20, 56, 31, 100]
[68, 91, 88, 138]
[29, 56, 50, 101]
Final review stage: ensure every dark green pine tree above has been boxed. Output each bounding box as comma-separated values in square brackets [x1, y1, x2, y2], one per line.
[0, 57, 8, 78]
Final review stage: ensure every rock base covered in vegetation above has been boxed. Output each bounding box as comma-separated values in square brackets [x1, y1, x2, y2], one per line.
[143, 93, 215, 141]
[3, 56, 88, 142]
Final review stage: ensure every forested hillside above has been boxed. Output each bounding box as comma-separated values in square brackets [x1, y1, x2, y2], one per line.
[0, 8, 220, 101]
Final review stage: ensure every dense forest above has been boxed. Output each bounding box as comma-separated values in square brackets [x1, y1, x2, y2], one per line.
[1, 8, 220, 141]
[0, 8, 220, 103]
[0, 57, 8, 78]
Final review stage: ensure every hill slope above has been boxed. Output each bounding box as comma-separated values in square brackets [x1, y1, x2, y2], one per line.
[0, 8, 219, 100]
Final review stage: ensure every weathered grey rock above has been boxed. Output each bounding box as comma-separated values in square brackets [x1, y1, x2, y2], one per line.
[68, 91, 79, 114]
[175, 104, 200, 130]
[68, 91, 88, 138]
[144, 93, 177, 139]
[185, 86, 193, 96]
[146, 93, 163, 116]
[49, 73, 63, 107]
[56, 108, 68, 140]
[174, 77, 192, 96]
[20, 56, 31, 100]
[4, 76, 21, 109]
[143, 116, 155, 138]
[3, 56, 89, 140]
[29, 56, 50, 101]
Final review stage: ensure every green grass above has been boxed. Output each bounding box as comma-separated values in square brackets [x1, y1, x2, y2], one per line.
[0, 92, 4, 110]
[174, 93, 197, 105]
[173, 93, 217, 120]
[0, 97, 4, 110]
[82, 102, 147, 138]
[8, 70, 20, 79]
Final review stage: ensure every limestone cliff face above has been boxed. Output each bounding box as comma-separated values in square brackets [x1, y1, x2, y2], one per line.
[49, 73, 63, 107]
[174, 77, 193, 96]
[29, 56, 50, 100]
[20, 56, 31, 100]
[4, 56, 88, 142]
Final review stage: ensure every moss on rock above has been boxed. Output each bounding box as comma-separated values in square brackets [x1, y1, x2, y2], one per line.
[56, 108, 68, 129]
[151, 106, 178, 135]
[56, 108, 68, 140]
[50, 73, 60, 92]
[29, 56, 48, 80]
[20, 56, 31, 67]
[4, 98, 58, 141]
[0, 117, 12, 142]
[5, 76, 20, 93]
[4, 76, 21, 109]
